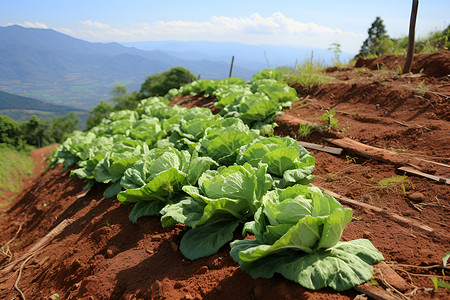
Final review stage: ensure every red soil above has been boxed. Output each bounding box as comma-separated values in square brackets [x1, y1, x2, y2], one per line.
[0, 51, 449, 300]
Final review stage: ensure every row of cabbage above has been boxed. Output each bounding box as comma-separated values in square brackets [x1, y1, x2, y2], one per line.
[50, 70, 383, 291]
[165, 68, 298, 135]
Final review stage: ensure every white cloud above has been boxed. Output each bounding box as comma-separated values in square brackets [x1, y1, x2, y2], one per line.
[146, 12, 359, 38]
[6, 21, 48, 29]
[139, 12, 363, 52]
[9, 13, 364, 52]
[81, 20, 111, 29]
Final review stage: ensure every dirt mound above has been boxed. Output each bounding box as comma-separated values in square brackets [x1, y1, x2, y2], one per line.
[0, 51, 449, 299]
[355, 49, 450, 77]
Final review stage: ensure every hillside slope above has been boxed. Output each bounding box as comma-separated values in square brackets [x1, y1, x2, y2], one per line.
[0, 52, 448, 300]
[0, 90, 83, 112]
[0, 90, 87, 123]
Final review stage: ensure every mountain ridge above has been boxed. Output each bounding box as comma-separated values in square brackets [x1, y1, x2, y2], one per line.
[0, 25, 352, 110]
[0, 25, 260, 109]
[0, 89, 88, 125]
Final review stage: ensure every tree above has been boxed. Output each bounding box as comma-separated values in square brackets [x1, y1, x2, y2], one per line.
[110, 83, 139, 111]
[86, 101, 114, 130]
[358, 17, 389, 57]
[0, 115, 25, 148]
[137, 67, 197, 100]
[50, 113, 79, 143]
[22, 116, 49, 147]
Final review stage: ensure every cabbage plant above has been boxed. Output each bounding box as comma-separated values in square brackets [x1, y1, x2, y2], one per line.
[236, 136, 315, 188]
[117, 147, 216, 223]
[230, 185, 384, 291]
[161, 163, 272, 260]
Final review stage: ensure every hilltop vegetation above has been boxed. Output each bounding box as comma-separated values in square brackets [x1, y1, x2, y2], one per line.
[0, 114, 79, 149]
[358, 17, 449, 58]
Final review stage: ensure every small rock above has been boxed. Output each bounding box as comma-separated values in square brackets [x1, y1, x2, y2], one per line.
[363, 231, 372, 239]
[183, 294, 194, 300]
[197, 265, 208, 274]
[174, 282, 183, 289]
[70, 259, 82, 270]
[408, 192, 425, 202]
[71, 282, 81, 291]
[106, 249, 114, 258]
[151, 281, 162, 293]
[170, 241, 179, 252]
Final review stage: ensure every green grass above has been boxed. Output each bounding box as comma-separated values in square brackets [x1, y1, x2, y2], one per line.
[0, 144, 34, 204]
[377, 175, 414, 194]
[284, 54, 334, 89]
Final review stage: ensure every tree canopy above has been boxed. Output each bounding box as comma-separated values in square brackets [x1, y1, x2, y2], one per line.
[138, 66, 197, 100]
[358, 17, 389, 57]
[0, 113, 79, 149]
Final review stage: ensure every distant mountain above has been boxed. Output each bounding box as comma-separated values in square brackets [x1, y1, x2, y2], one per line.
[0, 89, 88, 126]
[0, 90, 84, 112]
[121, 41, 355, 70]
[0, 25, 353, 110]
[0, 25, 259, 109]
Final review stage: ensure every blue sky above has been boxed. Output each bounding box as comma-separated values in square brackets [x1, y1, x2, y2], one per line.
[2, 0, 449, 53]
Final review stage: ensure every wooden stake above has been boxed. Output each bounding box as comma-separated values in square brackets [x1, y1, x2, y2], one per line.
[229, 56, 235, 78]
[403, 0, 419, 74]
[398, 166, 450, 185]
[264, 51, 271, 69]
[298, 141, 343, 155]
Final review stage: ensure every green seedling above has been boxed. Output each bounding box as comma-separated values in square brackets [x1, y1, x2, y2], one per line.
[377, 175, 414, 195]
[328, 42, 343, 66]
[325, 173, 341, 182]
[298, 123, 317, 137]
[415, 80, 429, 95]
[431, 277, 450, 289]
[346, 155, 358, 163]
[369, 278, 379, 286]
[430, 252, 450, 290]
[321, 109, 339, 130]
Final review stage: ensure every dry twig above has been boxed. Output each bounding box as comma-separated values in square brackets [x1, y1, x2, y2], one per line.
[0, 222, 24, 261]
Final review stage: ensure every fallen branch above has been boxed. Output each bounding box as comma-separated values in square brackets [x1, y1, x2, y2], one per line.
[14, 251, 40, 300]
[320, 188, 434, 233]
[325, 137, 442, 173]
[0, 219, 74, 275]
[0, 222, 24, 261]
